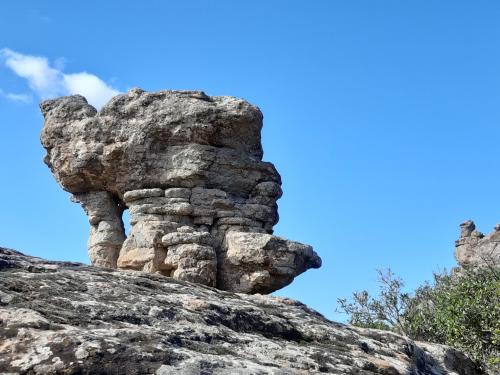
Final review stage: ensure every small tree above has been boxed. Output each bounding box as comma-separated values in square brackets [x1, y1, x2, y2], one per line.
[337, 269, 411, 335]
[337, 266, 500, 373]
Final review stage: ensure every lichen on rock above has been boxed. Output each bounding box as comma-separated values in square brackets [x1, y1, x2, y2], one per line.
[40, 89, 321, 293]
[0, 248, 484, 374]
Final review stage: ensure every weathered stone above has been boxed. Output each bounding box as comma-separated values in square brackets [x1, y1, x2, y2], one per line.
[236, 203, 278, 224]
[192, 207, 216, 217]
[193, 216, 214, 225]
[190, 187, 227, 206]
[128, 201, 193, 216]
[123, 188, 164, 203]
[165, 197, 190, 204]
[0, 248, 483, 375]
[165, 187, 191, 199]
[177, 225, 196, 233]
[251, 181, 283, 198]
[40, 89, 321, 293]
[117, 221, 173, 272]
[455, 220, 500, 269]
[247, 195, 279, 206]
[71, 191, 125, 268]
[215, 210, 236, 218]
[161, 231, 212, 247]
[129, 214, 175, 225]
[164, 244, 217, 286]
[216, 217, 262, 226]
[220, 232, 322, 293]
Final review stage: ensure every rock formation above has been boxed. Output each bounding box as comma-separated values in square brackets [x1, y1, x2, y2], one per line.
[40, 89, 321, 293]
[0, 248, 483, 374]
[455, 220, 500, 269]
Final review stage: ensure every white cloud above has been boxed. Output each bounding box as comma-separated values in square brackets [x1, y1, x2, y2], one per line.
[1, 49, 64, 98]
[0, 48, 120, 109]
[5, 92, 33, 103]
[64, 72, 120, 110]
[0, 88, 33, 103]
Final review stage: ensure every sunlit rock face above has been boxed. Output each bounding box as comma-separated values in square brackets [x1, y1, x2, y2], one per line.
[455, 220, 500, 269]
[0, 248, 484, 375]
[40, 89, 321, 293]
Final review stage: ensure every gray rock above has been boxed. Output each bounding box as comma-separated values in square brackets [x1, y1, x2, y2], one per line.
[123, 188, 165, 203]
[220, 232, 322, 293]
[161, 231, 213, 247]
[71, 191, 126, 268]
[165, 187, 192, 199]
[455, 220, 500, 269]
[164, 243, 217, 287]
[40, 89, 321, 293]
[0, 248, 482, 375]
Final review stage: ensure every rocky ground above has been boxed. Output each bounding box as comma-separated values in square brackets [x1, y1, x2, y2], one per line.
[0, 247, 483, 374]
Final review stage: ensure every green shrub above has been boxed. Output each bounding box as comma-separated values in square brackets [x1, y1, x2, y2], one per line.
[337, 267, 500, 373]
[337, 269, 410, 334]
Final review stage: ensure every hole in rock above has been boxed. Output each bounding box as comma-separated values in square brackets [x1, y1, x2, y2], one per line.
[122, 209, 131, 237]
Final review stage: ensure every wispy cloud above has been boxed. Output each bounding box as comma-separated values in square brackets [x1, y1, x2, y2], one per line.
[0, 48, 120, 109]
[0, 89, 33, 103]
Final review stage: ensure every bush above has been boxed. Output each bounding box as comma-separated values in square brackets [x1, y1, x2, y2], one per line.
[337, 269, 411, 334]
[337, 267, 500, 373]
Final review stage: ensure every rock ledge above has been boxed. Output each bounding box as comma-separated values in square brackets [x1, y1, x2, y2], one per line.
[0, 248, 482, 374]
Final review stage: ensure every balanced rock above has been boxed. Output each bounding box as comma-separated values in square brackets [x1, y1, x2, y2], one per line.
[455, 220, 500, 269]
[0, 248, 483, 374]
[40, 89, 321, 293]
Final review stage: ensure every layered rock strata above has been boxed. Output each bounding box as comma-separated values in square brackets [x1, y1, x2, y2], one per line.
[0, 248, 483, 375]
[40, 89, 321, 293]
[455, 220, 500, 269]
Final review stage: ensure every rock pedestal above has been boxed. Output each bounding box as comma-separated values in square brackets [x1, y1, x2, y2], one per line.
[71, 191, 126, 268]
[40, 89, 321, 293]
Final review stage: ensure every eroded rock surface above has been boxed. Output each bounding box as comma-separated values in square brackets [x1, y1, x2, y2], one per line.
[0, 248, 483, 374]
[455, 220, 500, 269]
[40, 89, 321, 293]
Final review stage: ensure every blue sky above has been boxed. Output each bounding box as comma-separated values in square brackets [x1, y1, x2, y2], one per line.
[0, 1, 499, 320]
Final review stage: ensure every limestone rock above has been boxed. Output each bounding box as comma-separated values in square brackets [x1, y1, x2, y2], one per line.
[220, 232, 322, 293]
[40, 89, 321, 293]
[455, 220, 500, 269]
[0, 248, 483, 375]
[71, 191, 126, 268]
[164, 243, 217, 287]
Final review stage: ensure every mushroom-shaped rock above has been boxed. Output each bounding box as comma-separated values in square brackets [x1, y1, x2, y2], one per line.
[40, 89, 322, 293]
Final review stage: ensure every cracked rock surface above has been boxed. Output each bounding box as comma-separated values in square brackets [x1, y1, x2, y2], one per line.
[0, 248, 483, 374]
[40, 89, 321, 293]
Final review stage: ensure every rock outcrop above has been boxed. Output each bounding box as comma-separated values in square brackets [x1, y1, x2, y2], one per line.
[40, 89, 321, 293]
[0, 248, 483, 374]
[455, 221, 500, 269]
